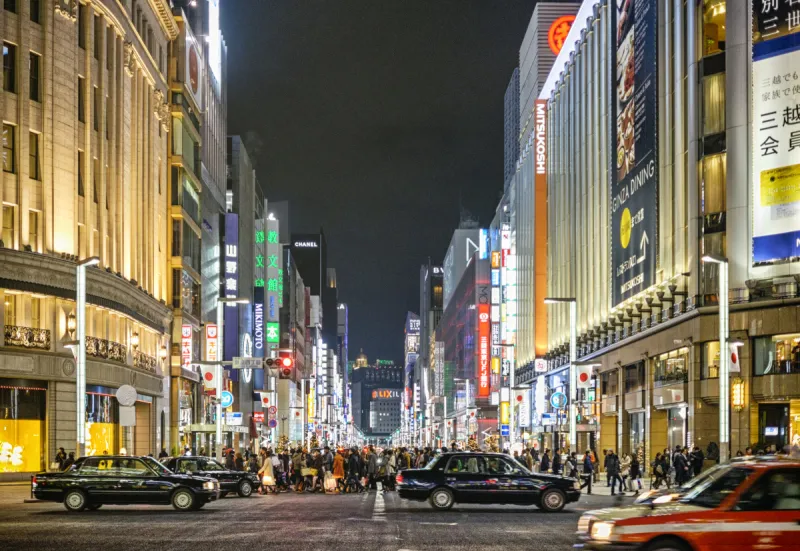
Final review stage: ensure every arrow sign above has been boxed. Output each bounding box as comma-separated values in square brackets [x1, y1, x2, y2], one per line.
[637, 231, 649, 264]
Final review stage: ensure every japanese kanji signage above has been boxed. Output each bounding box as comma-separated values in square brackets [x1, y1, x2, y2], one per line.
[205, 323, 218, 362]
[223, 213, 239, 363]
[181, 324, 192, 368]
[610, 0, 659, 306]
[265, 322, 279, 344]
[752, 0, 800, 263]
[478, 303, 490, 397]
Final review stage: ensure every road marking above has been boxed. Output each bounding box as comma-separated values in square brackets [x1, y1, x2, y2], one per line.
[419, 522, 457, 526]
[372, 488, 387, 522]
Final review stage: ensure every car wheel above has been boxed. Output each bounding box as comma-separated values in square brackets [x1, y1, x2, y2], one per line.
[645, 539, 691, 551]
[171, 488, 196, 511]
[428, 487, 454, 510]
[539, 488, 566, 512]
[87, 504, 102, 511]
[237, 480, 253, 497]
[63, 490, 87, 512]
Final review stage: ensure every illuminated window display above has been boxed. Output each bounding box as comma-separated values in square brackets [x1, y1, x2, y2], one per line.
[85, 390, 119, 456]
[0, 380, 46, 473]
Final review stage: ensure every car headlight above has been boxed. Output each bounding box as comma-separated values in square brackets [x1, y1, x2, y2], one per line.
[203, 481, 217, 491]
[590, 521, 616, 542]
[577, 515, 593, 533]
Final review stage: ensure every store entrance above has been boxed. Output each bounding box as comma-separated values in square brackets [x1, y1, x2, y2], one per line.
[758, 403, 789, 451]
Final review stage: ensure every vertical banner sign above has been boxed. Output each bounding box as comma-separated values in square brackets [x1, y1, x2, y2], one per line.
[181, 324, 192, 368]
[478, 304, 490, 397]
[223, 213, 239, 363]
[253, 287, 265, 358]
[205, 324, 218, 361]
[434, 341, 444, 396]
[751, 0, 800, 263]
[610, 0, 659, 306]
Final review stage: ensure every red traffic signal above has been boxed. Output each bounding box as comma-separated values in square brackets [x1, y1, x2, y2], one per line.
[277, 351, 294, 379]
[280, 356, 293, 368]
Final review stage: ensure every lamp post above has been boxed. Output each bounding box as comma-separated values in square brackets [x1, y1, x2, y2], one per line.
[544, 297, 577, 450]
[63, 257, 100, 458]
[215, 296, 249, 461]
[702, 254, 729, 462]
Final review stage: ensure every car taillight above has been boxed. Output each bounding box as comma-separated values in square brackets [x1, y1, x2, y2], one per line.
[395, 473, 404, 484]
[31, 476, 37, 486]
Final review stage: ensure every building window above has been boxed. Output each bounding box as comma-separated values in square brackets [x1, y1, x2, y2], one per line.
[624, 362, 644, 393]
[92, 158, 99, 203]
[4, 0, 15, 14]
[701, 232, 727, 296]
[77, 150, 84, 196]
[93, 86, 99, 131]
[28, 210, 38, 252]
[77, 224, 85, 259]
[3, 293, 16, 325]
[755, 335, 800, 376]
[29, 132, 39, 180]
[653, 348, 689, 387]
[1, 204, 13, 248]
[3, 42, 16, 93]
[78, 77, 85, 122]
[78, 3, 86, 49]
[702, 73, 726, 136]
[2, 124, 14, 173]
[702, 0, 726, 57]
[30, 0, 40, 23]
[701, 153, 726, 214]
[106, 28, 113, 70]
[701, 341, 720, 379]
[29, 52, 40, 102]
[94, 15, 101, 59]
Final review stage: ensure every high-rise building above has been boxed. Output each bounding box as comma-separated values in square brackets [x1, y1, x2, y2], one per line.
[503, 67, 520, 188]
[0, 0, 178, 475]
[351, 354, 403, 437]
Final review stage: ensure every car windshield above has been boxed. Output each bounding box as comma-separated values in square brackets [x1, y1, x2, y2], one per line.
[680, 466, 753, 508]
[141, 456, 172, 476]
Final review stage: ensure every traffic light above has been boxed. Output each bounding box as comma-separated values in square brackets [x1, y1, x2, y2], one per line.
[277, 351, 294, 379]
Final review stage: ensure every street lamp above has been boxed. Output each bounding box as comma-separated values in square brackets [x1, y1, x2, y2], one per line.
[702, 253, 729, 462]
[63, 257, 100, 458]
[214, 296, 249, 461]
[544, 297, 577, 450]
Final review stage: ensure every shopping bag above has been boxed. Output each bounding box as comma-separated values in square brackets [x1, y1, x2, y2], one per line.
[324, 473, 337, 492]
[50, 462, 61, 471]
[262, 475, 275, 486]
[301, 467, 317, 477]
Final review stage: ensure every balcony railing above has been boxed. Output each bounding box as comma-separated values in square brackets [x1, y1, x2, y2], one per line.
[3, 325, 51, 350]
[86, 337, 127, 364]
[653, 370, 689, 388]
[134, 350, 157, 373]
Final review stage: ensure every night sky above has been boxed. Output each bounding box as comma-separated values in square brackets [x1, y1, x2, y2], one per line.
[223, 1, 539, 364]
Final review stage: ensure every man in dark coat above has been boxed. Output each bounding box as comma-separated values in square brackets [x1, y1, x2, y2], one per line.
[551, 449, 562, 475]
[540, 449, 551, 473]
[606, 450, 623, 495]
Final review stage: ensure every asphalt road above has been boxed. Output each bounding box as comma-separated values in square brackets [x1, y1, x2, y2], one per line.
[0, 485, 630, 551]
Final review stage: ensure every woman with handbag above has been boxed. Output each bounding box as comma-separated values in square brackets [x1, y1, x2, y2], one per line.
[259, 451, 276, 495]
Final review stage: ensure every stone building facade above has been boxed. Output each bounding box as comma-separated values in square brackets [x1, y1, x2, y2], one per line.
[0, 0, 177, 478]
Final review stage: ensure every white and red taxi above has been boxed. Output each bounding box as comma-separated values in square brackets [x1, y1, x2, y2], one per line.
[575, 458, 800, 551]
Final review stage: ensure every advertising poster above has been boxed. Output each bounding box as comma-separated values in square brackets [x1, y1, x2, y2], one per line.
[478, 304, 490, 397]
[223, 213, 239, 366]
[610, 0, 659, 306]
[751, 0, 800, 263]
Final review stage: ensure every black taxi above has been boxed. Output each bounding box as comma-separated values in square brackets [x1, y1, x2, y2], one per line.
[396, 452, 581, 511]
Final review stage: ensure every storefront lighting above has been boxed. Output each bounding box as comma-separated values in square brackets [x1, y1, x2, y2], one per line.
[67, 312, 77, 337]
[732, 377, 745, 412]
[158, 345, 168, 360]
[130, 332, 139, 350]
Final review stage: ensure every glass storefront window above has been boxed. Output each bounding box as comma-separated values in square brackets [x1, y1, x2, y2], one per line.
[653, 347, 690, 387]
[701, 232, 727, 296]
[755, 335, 800, 376]
[702, 341, 721, 379]
[702, 0, 726, 56]
[601, 370, 618, 397]
[0, 381, 46, 473]
[629, 412, 645, 457]
[85, 392, 119, 456]
[702, 76, 726, 137]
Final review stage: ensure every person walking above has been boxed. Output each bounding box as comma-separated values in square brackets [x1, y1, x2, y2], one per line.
[620, 452, 632, 491]
[629, 453, 642, 495]
[551, 448, 562, 475]
[367, 446, 379, 490]
[259, 451, 276, 495]
[652, 452, 669, 489]
[225, 450, 235, 470]
[565, 452, 578, 478]
[347, 447, 365, 493]
[581, 450, 593, 490]
[385, 449, 397, 491]
[606, 450, 623, 495]
[690, 446, 704, 477]
[234, 452, 244, 471]
[158, 448, 168, 459]
[332, 449, 346, 493]
[55, 447, 67, 471]
[540, 449, 551, 473]
[674, 447, 690, 485]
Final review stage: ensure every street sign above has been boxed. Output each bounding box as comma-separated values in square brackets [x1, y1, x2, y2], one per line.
[500, 424, 510, 436]
[550, 391, 567, 409]
[267, 419, 278, 429]
[220, 391, 234, 408]
[268, 406, 277, 415]
[232, 357, 263, 370]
